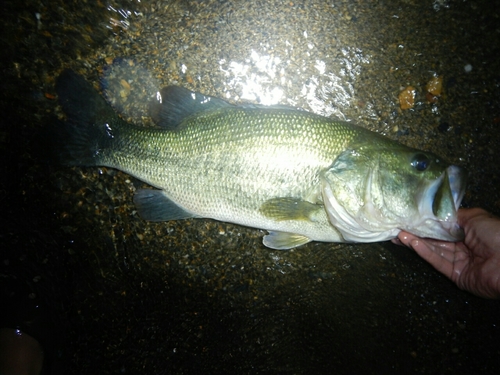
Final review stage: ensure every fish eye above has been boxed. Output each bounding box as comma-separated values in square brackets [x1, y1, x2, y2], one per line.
[411, 153, 431, 171]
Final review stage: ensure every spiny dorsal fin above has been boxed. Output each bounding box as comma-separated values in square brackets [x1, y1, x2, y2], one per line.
[155, 86, 234, 130]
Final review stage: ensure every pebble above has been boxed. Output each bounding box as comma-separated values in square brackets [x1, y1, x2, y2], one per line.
[398, 86, 415, 110]
[426, 75, 443, 96]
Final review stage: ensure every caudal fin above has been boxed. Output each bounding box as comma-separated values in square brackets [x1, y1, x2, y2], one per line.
[54, 70, 121, 166]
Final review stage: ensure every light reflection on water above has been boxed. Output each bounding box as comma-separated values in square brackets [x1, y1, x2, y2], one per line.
[219, 50, 285, 105]
[217, 45, 373, 120]
[106, 4, 143, 32]
[102, 3, 376, 123]
[433, 0, 450, 11]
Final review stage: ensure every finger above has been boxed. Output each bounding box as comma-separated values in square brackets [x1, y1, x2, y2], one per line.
[420, 239, 458, 263]
[398, 231, 457, 261]
[410, 238, 455, 278]
[397, 232, 461, 276]
[398, 231, 456, 270]
[391, 238, 403, 246]
[396, 231, 419, 247]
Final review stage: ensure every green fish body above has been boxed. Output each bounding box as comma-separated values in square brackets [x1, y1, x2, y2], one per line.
[55, 70, 466, 249]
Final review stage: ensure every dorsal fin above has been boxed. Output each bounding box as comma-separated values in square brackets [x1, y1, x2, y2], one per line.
[154, 86, 234, 130]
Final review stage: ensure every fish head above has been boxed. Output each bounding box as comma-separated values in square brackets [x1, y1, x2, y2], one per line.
[322, 136, 466, 243]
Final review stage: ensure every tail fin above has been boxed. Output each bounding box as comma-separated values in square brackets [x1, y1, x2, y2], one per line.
[54, 70, 121, 166]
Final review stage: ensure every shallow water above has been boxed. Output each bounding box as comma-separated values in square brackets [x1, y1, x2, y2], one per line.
[1, 0, 499, 374]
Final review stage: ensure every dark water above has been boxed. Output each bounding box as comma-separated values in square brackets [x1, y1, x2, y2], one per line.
[1, 1, 499, 374]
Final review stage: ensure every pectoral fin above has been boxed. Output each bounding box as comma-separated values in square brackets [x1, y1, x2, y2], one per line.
[259, 197, 323, 222]
[133, 189, 197, 221]
[263, 231, 312, 250]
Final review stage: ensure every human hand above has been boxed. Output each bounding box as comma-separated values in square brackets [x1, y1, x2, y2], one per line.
[393, 208, 500, 299]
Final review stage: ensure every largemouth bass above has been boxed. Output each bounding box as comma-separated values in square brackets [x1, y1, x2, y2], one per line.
[55, 70, 466, 249]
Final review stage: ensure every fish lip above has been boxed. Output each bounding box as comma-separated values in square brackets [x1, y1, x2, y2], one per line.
[442, 165, 467, 240]
[415, 165, 466, 241]
[447, 165, 466, 212]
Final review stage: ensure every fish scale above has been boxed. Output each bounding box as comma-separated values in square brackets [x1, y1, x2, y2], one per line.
[106, 108, 353, 212]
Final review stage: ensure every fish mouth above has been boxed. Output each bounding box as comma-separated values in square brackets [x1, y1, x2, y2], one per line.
[415, 165, 466, 241]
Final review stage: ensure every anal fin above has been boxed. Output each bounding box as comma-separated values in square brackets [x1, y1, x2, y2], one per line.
[133, 189, 196, 221]
[263, 231, 312, 250]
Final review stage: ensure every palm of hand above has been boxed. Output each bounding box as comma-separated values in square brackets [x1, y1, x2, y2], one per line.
[395, 208, 500, 299]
